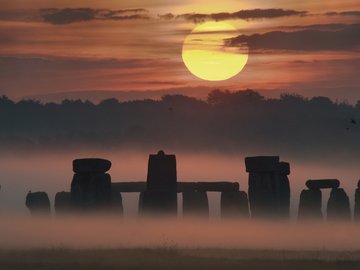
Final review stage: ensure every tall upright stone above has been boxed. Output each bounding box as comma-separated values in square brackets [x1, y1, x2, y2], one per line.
[54, 191, 72, 215]
[139, 150, 178, 216]
[245, 156, 291, 219]
[70, 158, 113, 212]
[221, 191, 249, 218]
[26, 191, 51, 216]
[298, 189, 322, 220]
[182, 191, 209, 217]
[278, 162, 291, 218]
[327, 188, 351, 221]
[355, 180, 360, 221]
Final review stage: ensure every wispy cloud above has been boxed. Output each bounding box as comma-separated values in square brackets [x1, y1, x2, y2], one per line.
[173, 9, 307, 23]
[325, 11, 360, 17]
[227, 24, 360, 51]
[40, 8, 150, 25]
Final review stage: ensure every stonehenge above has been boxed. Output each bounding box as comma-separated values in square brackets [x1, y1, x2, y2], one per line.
[327, 188, 351, 221]
[182, 191, 209, 217]
[54, 191, 72, 215]
[139, 151, 178, 216]
[298, 179, 351, 221]
[245, 156, 290, 219]
[71, 159, 113, 212]
[355, 180, 360, 221]
[25, 191, 51, 216]
[221, 191, 249, 218]
[298, 189, 322, 220]
[23, 151, 359, 221]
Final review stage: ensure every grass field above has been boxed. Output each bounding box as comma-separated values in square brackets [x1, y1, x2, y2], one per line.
[0, 249, 360, 270]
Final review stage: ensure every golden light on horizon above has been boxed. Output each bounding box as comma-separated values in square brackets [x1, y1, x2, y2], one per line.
[182, 21, 248, 81]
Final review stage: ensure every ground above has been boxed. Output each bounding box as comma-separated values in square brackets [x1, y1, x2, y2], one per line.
[0, 249, 360, 270]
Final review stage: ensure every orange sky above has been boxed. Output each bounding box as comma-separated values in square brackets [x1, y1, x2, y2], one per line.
[0, 0, 359, 99]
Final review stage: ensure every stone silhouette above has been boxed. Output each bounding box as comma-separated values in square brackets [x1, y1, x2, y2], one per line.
[146, 150, 177, 191]
[298, 179, 347, 221]
[139, 150, 178, 216]
[73, 158, 111, 174]
[54, 191, 72, 215]
[70, 158, 113, 212]
[355, 180, 360, 221]
[25, 191, 51, 216]
[182, 191, 209, 217]
[327, 188, 351, 221]
[245, 156, 290, 219]
[306, 179, 340, 189]
[220, 191, 249, 218]
[298, 188, 322, 220]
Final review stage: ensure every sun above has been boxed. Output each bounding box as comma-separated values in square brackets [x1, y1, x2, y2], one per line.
[182, 21, 248, 81]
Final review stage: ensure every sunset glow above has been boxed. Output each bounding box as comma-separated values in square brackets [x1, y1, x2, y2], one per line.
[182, 22, 248, 81]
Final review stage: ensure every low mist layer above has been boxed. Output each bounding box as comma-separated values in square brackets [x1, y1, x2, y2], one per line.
[1, 217, 360, 250]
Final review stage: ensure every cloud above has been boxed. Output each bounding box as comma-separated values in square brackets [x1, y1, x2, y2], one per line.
[1, 8, 307, 25]
[174, 9, 307, 23]
[325, 11, 360, 17]
[227, 24, 360, 51]
[40, 8, 150, 25]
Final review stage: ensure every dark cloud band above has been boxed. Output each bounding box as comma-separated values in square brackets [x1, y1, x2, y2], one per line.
[227, 24, 360, 51]
[40, 8, 150, 24]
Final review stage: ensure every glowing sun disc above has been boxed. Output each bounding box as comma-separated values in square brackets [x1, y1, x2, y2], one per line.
[182, 21, 248, 81]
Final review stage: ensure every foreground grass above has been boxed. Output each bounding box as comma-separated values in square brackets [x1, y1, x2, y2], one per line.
[0, 248, 360, 270]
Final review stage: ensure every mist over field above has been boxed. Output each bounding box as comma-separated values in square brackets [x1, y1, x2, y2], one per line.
[0, 217, 360, 250]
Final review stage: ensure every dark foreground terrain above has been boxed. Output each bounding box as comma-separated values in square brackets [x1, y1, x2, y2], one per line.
[0, 249, 360, 270]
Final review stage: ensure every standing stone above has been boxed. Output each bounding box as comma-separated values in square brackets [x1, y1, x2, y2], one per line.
[25, 191, 51, 216]
[70, 158, 113, 212]
[54, 191, 72, 215]
[221, 191, 249, 218]
[327, 188, 351, 221]
[182, 191, 209, 217]
[245, 156, 291, 219]
[140, 191, 177, 216]
[355, 182, 360, 221]
[146, 150, 177, 191]
[278, 162, 291, 218]
[140, 151, 178, 216]
[298, 189, 322, 220]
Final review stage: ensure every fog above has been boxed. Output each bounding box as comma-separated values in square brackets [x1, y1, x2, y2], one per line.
[1, 217, 360, 250]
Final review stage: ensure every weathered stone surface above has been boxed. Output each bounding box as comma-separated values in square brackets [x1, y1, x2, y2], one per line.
[26, 191, 51, 216]
[139, 190, 177, 216]
[248, 172, 277, 218]
[355, 188, 360, 221]
[277, 173, 291, 218]
[278, 162, 290, 175]
[147, 150, 177, 191]
[71, 173, 112, 211]
[221, 191, 249, 218]
[245, 156, 279, 172]
[182, 191, 209, 217]
[327, 188, 351, 221]
[111, 181, 239, 193]
[298, 189, 322, 220]
[246, 156, 291, 219]
[73, 158, 111, 174]
[305, 179, 340, 190]
[54, 191, 71, 215]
